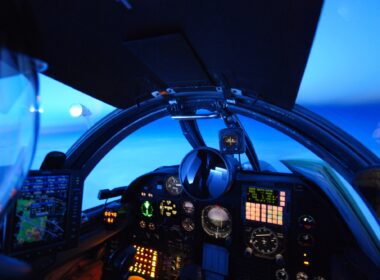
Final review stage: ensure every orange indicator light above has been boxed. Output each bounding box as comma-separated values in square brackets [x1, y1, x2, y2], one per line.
[129, 245, 158, 278]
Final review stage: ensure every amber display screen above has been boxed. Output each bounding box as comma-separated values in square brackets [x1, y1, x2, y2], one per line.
[245, 187, 286, 225]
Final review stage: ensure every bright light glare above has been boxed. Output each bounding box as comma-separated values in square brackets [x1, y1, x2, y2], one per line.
[29, 106, 44, 113]
[69, 104, 83, 117]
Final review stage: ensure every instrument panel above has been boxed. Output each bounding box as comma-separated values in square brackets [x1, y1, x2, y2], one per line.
[134, 174, 238, 241]
[122, 170, 336, 280]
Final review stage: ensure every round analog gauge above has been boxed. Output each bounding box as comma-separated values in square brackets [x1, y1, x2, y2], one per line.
[299, 215, 316, 230]
[182, 218, 195, 232]
[159, 200, 178, 217]
[275, 268, 289, 280]
[139, 220, 146, 229]
[296, 272, 309, 280]
[148, 222, 155, 231]
[201, 205, 232, 239]
[250, 227, 279, 255]
[165, 176, 183, 196]
[297, 233, 315, 247]
[182, 200, 195, 214]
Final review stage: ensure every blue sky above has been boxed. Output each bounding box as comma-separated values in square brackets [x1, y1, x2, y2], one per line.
[298, 0, 380, 104]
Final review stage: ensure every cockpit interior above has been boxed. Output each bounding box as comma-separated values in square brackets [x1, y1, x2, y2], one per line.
[0, 1, 379, 280]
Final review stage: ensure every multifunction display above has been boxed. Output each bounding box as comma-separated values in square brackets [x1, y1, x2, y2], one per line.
[12, 175, 69, 250]
[4, 170, 83, 257]
[245, 187, 286, 225]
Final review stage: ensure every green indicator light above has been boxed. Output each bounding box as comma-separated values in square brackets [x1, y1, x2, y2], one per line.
[141, 200, 153, 218]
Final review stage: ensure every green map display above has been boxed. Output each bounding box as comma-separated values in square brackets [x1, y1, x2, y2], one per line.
[15, 199, 48, 244]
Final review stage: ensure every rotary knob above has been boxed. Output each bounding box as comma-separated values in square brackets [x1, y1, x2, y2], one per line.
[244, 246, 253, 257]
[275, 268, 289, 280]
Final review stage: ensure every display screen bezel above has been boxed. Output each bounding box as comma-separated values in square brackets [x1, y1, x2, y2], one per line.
[3, 170, 79, 256]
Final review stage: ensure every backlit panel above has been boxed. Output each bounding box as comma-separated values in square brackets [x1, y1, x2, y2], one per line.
[245, 189, 286, 225]
[129, 245, 158, 278]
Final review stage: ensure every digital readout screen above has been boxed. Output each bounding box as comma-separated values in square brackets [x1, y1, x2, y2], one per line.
[247, 187, 279, 205]
[245, 187, 286, 225]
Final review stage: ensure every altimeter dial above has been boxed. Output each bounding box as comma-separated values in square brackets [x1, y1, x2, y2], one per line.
[250, 227, 279, 255]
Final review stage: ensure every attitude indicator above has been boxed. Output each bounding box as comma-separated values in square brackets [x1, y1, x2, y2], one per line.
[141, 201, 153, 218]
